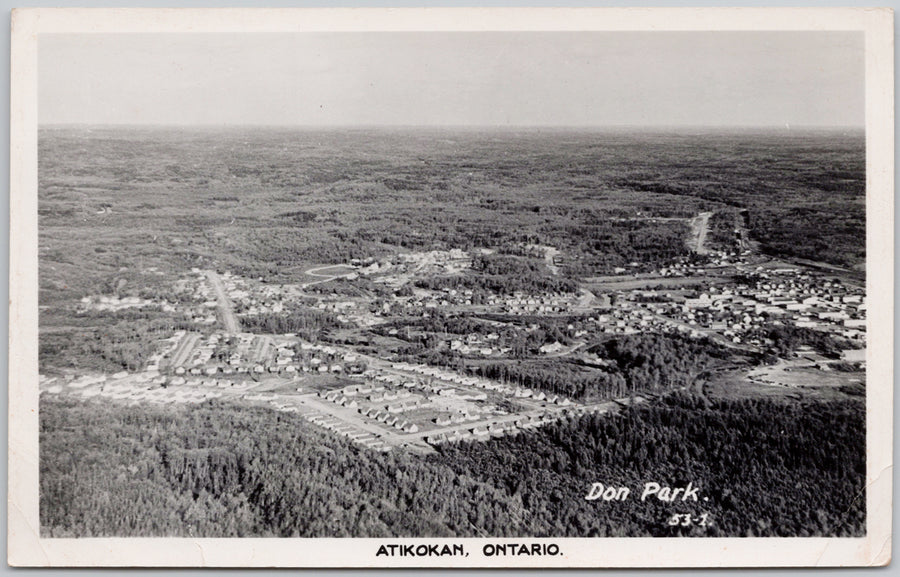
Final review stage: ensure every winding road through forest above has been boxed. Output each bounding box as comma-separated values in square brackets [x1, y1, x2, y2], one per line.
[301, 265, 356, 288]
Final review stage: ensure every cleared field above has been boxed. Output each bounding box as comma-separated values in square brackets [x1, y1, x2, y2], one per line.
[248, 336, 273, 364]
[749, 365, 863, 389]
[706, 363, 865, 403]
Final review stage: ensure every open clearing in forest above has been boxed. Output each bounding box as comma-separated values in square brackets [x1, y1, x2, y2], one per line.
[748, 364, 863, 389]
[706, 362, 864, 402]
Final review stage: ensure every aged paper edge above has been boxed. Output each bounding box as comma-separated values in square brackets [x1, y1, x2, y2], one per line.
[7, 7, 894, 568]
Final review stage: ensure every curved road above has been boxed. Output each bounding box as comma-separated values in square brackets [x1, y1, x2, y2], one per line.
[301, 265, 356, 288]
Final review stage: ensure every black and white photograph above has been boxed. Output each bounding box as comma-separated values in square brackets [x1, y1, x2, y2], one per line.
[7, 7, 893, 568]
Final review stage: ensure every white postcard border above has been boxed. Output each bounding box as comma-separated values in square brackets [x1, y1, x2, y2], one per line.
[8, 7, 893, 567]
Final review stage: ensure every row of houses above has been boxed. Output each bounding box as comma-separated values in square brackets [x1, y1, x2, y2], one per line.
[390, 361, 571, 405]
[167, 376, 251, 389]
[433, 412, 480, 426]
[372, 370, 469, 398]
[78, 294, 176, 315]
[384, 398, 434, 414]
[68, 382, 222, 404]
[339, 382, 386, 396]
[164, 331, 366, 376]
[303, 412, 391, 451]
[426, 405, 610, 446]
[367, 389, 414, 402]
[319, 390, 359, 409]
[320, 385, 426, 415]
[425, 415, 551, 445]
[512, 387, 573, 405]
[358, 407, 420, 433]
[392, 362, 512, 394]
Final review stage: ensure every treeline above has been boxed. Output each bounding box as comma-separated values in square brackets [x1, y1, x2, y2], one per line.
[235, 228, 382, 276]
[475, 360, 629, 400]
[415, 254, 577, 296]
[381, 313, 584, 348]
[706, 210, 743, 252]
[556, 219, 691, 276]
[598, 333, 727, 391]
[240, 307, 342, 340]
[473, 333, 727, 401]
[752, 324, 862, 358]
[747, 206, 865, 267]
[415, 315, 497, 337]
[40, 393, 865, 538]
[39, 315, 193, 373]
[472, 254, 545, 278]
[414, 274, 577, 297]
[40, 398, 524, 537]
[359, 224, 515, 255]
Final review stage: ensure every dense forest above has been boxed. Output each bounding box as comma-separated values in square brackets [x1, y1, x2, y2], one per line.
[475, 333, 729, 401]
[598, 333, 730, 390]
[706, 209, 743, 253]
[750, 324, 863, 358]
[616, 131, 865, 268]
[40, 397, 533, 537]
[240, 307, 343, 341]
[436, 394, 865, 537]
[39, 313, 192, 373]
[38, 128, 865, 315]
[415, 254, 578, 296]
[40, 394, 865, 537]
[552, 215, 692, 276]
[475, 360, 629, 401]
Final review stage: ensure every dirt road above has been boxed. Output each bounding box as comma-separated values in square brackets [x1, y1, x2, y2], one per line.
[205, 270, 240, 334]
[301, 264, 356, 288]
[543, 246, 560, 275]
[690, 211, 712, 254]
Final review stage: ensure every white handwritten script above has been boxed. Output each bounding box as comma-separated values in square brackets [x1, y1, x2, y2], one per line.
[584, 482, 702, 503]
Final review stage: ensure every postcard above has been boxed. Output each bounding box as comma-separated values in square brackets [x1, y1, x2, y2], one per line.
[8, 7, 893, 567]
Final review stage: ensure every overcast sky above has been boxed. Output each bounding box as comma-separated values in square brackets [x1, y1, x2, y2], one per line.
[39, 32, 864, 127]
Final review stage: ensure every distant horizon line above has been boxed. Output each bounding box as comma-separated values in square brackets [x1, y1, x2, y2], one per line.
[38, 123, 865, 132]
